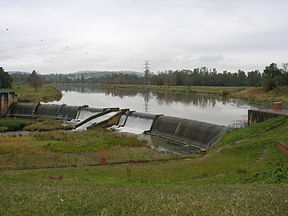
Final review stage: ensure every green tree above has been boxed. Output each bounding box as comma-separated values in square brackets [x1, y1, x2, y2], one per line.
[28, 70, 42, 91]
[0, 67, 13, 88]
[263, 63, 282, 79]
[262, 63, 285, 91]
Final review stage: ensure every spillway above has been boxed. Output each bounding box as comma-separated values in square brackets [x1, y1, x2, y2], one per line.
[148, 116, 225, 149]
[115, 112, 158, 134]
[76, 107, 104, 120]
[6, 102, 226, 150]
[34, 104, 61, 118]
[8, 103, 36, 117]
[56, 105, 79, 120]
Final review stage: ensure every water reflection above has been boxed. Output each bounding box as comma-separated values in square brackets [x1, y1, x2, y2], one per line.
[54, 85, 252, 125]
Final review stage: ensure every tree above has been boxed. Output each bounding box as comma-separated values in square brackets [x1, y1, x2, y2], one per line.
[263, 63, 282, 79]
[0, 67, 12, 88]
[282, 63, 288, 85]
[262, 63, 285, 91]
[28, 70, 42, 91]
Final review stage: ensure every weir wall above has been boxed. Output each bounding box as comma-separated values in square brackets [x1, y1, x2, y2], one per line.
[148, 116, 224, 149]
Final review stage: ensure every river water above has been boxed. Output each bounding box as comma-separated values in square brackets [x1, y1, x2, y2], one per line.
[52, 85, 253, 126]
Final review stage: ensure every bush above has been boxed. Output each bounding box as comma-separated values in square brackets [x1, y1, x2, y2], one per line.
[262, 75, 285, 92]
[262, 78, 276, 91]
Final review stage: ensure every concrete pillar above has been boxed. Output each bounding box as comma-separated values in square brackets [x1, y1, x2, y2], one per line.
[0, 91, 17, 116]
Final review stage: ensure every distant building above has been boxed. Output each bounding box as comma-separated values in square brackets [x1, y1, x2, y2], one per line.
[0, 89, 17, 116]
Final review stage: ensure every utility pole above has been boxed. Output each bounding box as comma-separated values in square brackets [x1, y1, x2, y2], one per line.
[144, 60, 150, 85]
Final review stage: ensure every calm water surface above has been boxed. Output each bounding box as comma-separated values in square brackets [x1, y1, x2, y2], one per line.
[53, 85, 253, 126]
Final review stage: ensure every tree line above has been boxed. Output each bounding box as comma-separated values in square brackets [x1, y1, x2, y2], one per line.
[98, 63, 288, 90]
[1, 63, 288, 91]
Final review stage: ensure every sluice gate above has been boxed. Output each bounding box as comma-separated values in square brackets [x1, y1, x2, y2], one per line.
[6, 102, 226, 149]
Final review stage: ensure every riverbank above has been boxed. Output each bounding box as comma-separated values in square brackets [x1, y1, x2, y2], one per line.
[0, 116, 287, 215]
[12, 84, 62, 102]
[59, 83, 288, 104]
[230, 86, 288, 104]
[102, 84, 288, 104]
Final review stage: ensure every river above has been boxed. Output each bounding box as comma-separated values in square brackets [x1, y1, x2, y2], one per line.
[52, 85, 253, 126]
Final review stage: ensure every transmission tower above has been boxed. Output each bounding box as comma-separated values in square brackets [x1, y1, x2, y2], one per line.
[144, 60, 150, 85]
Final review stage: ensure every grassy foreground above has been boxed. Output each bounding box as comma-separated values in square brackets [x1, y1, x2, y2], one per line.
[12, 84, 62, 102]
[0, 116, 288, 215]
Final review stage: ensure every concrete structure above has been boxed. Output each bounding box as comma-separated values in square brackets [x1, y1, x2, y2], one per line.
[248, 109, 288, 125]
[8, 102, 226, 150]
[0, 89, 17, 116]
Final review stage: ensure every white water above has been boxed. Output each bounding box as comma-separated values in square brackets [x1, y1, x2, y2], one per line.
[115, 116, 154, 134]
[75, 111, 118, 130]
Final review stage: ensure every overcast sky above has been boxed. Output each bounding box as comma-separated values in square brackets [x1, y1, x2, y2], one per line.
[0, 0, 288, 74]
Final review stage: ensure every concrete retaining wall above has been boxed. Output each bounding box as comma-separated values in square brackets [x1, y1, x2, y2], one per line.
[248, 109, 286, 125]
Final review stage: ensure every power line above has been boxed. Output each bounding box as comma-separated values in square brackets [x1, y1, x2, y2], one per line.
[143, 60, 150, 85]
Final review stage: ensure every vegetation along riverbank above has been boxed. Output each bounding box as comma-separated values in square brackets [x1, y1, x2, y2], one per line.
[12, 84, 62, 103]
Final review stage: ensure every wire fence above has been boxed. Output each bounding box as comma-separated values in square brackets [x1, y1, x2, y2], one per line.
[0, 149, 190, 171]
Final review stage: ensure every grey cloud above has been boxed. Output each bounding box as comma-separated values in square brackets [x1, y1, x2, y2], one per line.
[198, 54, 224, 63]
[0, 0, 288, 73]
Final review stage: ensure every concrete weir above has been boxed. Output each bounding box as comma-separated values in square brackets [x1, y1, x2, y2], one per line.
[147, 116, 225, 149]
[6, 102, 226, 150]
[7, 103, 79, 120]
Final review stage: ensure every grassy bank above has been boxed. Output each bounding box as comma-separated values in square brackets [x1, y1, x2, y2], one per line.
[231, 86, 288, 104]
[12, 84, 62, 102]
[94, 83, 288, 104]
[0, 128, 148, 156]
[0, 118, 72, 133]
[95, 83, 244, 95]
[0, 116, 288, 215]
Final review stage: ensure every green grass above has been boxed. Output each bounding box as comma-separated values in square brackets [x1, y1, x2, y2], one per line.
[96, 83, 245, 95]
[0, 180, 287, 216]
[34, 128, 147, 153]
[0, 118, 71, 132]
[0, 118, 32, 132]
[23, 118, 73, 132]
[0, 116, 288, 215]
[12, 84, 62, 102]
[0, 128, 148, 156]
